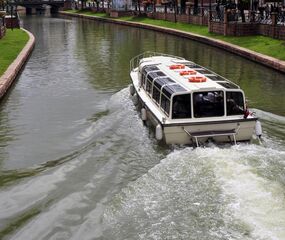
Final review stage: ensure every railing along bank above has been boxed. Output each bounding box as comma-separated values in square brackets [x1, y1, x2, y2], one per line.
[209, 8, 285, 40]
[75, 1, 285, 40]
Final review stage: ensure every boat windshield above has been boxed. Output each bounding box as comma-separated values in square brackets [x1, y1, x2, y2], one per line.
[193, 91, 224, 118]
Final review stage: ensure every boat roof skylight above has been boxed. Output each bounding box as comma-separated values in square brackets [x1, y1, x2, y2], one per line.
[162, 84, 187, 98]
[154, 77, 175, 89]
[148, 71, 166, 81]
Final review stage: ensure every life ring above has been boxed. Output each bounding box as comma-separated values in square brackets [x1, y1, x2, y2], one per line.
[169, 64, 185, 70]
[189, 76, 207, 83]
[179, 70, 197, 76]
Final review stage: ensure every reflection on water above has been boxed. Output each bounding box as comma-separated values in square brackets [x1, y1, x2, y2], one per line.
[0, 15, 284, 240]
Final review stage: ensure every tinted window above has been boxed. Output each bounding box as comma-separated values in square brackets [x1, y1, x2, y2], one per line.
[152, 86, 160, 103]
[141, 65, 159, 88]
[146, 71, 166, 94]
[154, 77, 175, 90]
[193, 91, 224, 118]
[161, 94, 170, 115]
[172, 94, 191, 119]
[226, 92, 245, 115]
[162, 84, 186, 98]
[142, 65, 159, 75]
[148, 71, 166, 81]
[142, 73, 147, 87]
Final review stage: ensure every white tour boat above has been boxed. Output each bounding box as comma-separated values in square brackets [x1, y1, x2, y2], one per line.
[129, 52, 262, 146]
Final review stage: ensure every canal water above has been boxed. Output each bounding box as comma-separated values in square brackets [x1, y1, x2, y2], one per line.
[0, 15, 284, 240]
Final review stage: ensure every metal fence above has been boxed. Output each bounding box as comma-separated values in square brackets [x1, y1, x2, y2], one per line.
[210, 8, 285, 25]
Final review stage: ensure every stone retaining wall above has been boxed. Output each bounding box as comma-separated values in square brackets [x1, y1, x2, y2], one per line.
[59, 11, 285, 73]
[110, 10, 133, 18]
[149, 12, 208, 26]
[0, 29, 35, 99]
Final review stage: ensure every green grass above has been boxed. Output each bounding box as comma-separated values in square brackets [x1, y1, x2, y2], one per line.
[64, 10, 285, 61]
[0, 29, 29, 76]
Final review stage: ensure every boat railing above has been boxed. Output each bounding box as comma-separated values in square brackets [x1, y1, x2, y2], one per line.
[130, 51, 184, 72]
[129, 51, 239, 89]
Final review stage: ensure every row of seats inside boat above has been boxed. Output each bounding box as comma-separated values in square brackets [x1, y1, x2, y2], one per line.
[140, 65, 245, 119]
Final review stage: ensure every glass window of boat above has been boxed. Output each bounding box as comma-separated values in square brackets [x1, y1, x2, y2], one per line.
[193, 91, 224, 118]
[146, 71, 166, 94]
[152, 77, 175, 104]
[162, 84, 186, 98]
[160, 84, 187, 116]
[172, 94, 191, 119]
[226, 91, 245, 115]
[153, 77, 175, 90]
[152, 85, 161, 104]
[141, 65, 159, 87]
[160, 93, 170, 116]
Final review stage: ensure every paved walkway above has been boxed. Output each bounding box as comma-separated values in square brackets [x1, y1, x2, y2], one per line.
[0, 28, 35, 99]
[60, 11, 285, 74]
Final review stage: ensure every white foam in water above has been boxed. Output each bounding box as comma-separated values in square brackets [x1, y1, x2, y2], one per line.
[213, 145, 285, 240]
[253, 108, 285, 124]
[76, 87, 138, 144]
[103, 144, 285, 240]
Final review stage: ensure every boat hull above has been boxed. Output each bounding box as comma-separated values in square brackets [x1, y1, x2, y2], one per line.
[133, 90, 257, 145]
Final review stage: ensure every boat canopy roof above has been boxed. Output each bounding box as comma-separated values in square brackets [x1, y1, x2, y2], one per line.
[139, 56, 240, 94]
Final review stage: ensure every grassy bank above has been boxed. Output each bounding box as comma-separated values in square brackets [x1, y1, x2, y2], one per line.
[0, 29, 29, 76]
[65, 10, 285, 61]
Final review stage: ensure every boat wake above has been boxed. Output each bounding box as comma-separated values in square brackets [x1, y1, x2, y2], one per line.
[101, 100, 285, 240]
[103, 143, 285, 240]
[0, 88, 284, 240]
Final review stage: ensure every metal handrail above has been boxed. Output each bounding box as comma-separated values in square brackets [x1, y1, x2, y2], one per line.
[129, 51, 240, 89]
[130, 51, 184, 72]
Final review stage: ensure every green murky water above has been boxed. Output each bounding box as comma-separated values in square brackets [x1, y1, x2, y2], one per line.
[0, 15, 284, 240]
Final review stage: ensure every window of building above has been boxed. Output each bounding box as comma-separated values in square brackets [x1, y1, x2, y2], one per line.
[226, 91, 245, 115]
[172, 94, 191, 119]
[193, 91, 224, 118]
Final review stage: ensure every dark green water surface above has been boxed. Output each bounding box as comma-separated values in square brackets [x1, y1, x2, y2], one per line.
[0, 15, 284, 240]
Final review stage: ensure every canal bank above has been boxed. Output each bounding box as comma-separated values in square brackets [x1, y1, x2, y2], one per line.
[0, 28, 35, 99]
[59, 11, 285, 74]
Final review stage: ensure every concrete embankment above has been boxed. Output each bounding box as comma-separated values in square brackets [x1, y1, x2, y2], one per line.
[0, 29, 35, 99]
[60, 11, 285, 74]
